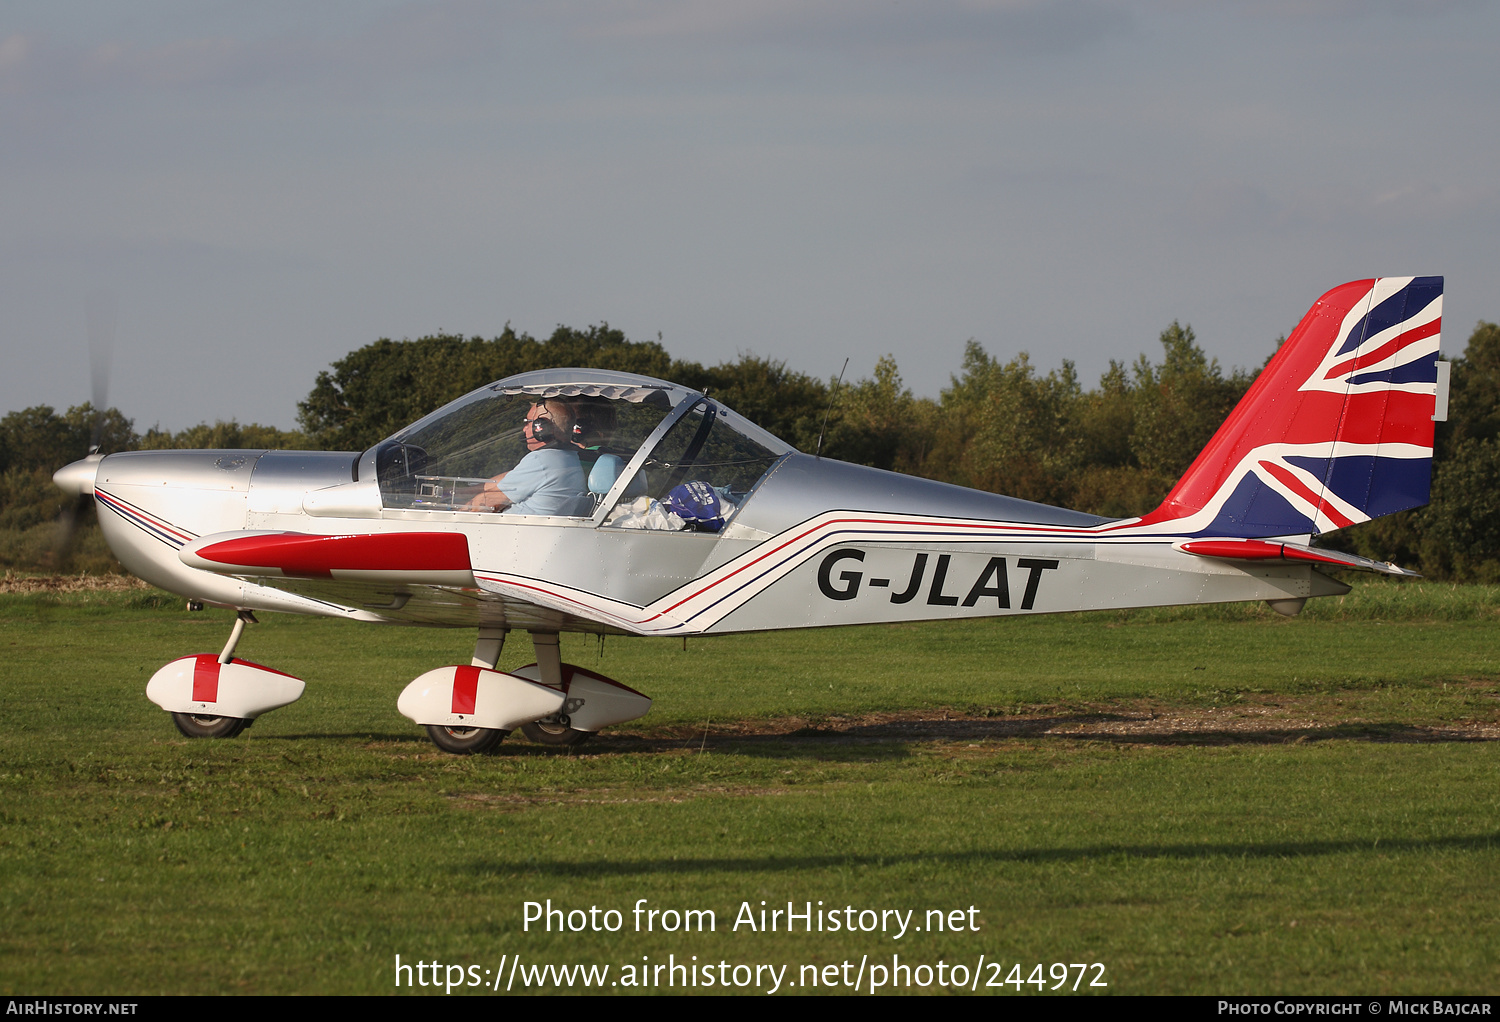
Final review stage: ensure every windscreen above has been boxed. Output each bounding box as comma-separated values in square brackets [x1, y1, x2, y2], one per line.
[602, 400, 788, 531]
[375, 388, 674, 516]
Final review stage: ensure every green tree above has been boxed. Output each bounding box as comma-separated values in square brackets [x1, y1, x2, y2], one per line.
[1333, 320, 1500, 578]
[1443, 321, 1500, 446]
[0, 404, 135, 475]
[1130, 322, 1251, 481]
[138, 421, 310, 451]
[822, 355, 929, 472]
[0, 404, 137, 574]
[1415, 437, 1500, 582]
[929, 342, 1082, 505]
[668, 354, 830, 452]
[298, 325, 676, 451]
[1068, 360, 1158, 517]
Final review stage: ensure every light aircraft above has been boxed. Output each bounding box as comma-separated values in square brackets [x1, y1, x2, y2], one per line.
[53, 276, 1448, 753]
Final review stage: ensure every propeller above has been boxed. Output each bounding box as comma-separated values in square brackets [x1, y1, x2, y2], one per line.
[54, 291, 117, 571]
[86, 289, 116, 453]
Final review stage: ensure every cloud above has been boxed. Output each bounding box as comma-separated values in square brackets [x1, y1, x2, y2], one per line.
[1156, 0, 1483, 18]
[0, 2, 514, 100]
[0, 0, 1137, 107]
[0, 32, 256, 97]
[0, 33, 31, 70]
[1234, 0, 1484, 17]
[566, 0, 1135, 58]
[1188, 180, 1280, 232]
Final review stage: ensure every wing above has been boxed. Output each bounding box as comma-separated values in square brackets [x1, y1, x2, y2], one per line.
[178, 530, 638, 634]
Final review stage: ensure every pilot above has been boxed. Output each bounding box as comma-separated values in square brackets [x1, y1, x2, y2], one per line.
[464, 399, 590, 515]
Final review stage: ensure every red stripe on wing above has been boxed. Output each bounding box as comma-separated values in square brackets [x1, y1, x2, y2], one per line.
[195, 532, 471, 578]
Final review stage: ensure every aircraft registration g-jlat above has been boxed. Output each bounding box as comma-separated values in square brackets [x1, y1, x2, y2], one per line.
[53, 276, 1449, 753]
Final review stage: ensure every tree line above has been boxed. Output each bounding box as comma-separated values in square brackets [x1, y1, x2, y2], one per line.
[4, 319, 1497, 580]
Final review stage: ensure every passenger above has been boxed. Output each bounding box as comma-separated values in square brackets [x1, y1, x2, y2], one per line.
[465, 399, 590, 515]
[568, 397, 619, 456]
[568, 397, 650, 502]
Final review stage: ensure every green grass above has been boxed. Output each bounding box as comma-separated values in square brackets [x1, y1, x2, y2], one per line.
[1, 581, 1499, 994]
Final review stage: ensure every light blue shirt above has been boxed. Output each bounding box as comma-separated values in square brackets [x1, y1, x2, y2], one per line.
[502, 448, 589, 516]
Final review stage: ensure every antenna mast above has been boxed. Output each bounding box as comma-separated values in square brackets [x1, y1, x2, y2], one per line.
[814, 357, 849, 460]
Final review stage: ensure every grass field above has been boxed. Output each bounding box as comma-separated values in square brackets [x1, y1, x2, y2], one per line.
[1, 579, 1498, 995]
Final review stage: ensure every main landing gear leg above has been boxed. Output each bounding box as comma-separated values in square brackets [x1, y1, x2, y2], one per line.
[422, 627, 510, 755]
[170, 610, 259, 739]
[472, 626, 507, 669]
[520, 632, 592, 748]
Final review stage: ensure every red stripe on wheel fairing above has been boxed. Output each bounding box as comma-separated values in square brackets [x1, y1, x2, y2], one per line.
[452, 666, 480, 715]
[192, 654, 221, 702]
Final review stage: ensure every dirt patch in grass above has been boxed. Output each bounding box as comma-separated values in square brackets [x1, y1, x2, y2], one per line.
[0, 572, 151, 594]
[449, 786, 788, 809]
[616, 703, 1500, 749]
[1033, 707, 1500, 745]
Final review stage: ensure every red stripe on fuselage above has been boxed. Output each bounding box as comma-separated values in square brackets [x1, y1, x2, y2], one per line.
[94, 490, 197, 545]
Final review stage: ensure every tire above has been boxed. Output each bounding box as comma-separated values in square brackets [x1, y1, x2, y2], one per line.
[424, 724, 507, 755]
[521, 718, 592, 747]
[171, 712, 250, 739]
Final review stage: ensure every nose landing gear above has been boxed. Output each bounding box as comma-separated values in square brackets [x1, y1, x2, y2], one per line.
[146, 610, 305, 739]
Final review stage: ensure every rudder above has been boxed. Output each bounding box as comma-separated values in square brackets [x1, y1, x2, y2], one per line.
[1141, 276, 1444, 539]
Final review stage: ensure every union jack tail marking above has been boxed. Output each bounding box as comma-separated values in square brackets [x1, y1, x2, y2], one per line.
[1142, 276, 1443, 538]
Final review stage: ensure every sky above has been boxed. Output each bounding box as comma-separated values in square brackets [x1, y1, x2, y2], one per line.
[2, 0, 1496, 434]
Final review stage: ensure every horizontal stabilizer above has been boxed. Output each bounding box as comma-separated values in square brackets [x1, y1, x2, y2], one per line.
[1176, 538, 1419, 577]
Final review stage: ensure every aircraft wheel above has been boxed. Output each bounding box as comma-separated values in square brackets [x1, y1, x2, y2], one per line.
[171, 712, 250, 739]
[424, 724, 507, 755]
[521, 718, 592, 747]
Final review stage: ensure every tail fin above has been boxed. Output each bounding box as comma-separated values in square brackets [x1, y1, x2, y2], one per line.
[1142, 276, 1444, 538]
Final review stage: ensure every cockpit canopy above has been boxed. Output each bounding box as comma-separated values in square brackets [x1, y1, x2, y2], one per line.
[368, 368, 794, 529]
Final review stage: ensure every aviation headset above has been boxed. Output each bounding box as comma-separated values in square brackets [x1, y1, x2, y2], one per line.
[525, 402, 584, 447]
